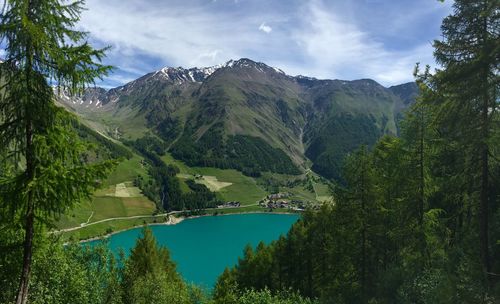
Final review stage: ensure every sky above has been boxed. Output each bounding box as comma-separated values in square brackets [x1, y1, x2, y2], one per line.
[77, 0, 454, 88]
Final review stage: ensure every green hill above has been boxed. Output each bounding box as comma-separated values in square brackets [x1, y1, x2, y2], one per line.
[58, 58, 417, 180]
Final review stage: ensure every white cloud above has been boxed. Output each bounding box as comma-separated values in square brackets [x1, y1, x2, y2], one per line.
[75, 0, 449, 87]
[282, 1, 436, 85]
[79, 0, 265, 69]
[258, 22, 272, 34]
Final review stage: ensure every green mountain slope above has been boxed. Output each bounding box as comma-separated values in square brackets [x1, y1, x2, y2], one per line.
[302, 79, 402, 179]
[59, 58, 418, 180]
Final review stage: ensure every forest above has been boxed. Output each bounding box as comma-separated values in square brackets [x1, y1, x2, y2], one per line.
[170, 122, 301, 176]
[125, 136, 219, 211]
[212, 1, 500, 300]
[0, 0, 498, 304]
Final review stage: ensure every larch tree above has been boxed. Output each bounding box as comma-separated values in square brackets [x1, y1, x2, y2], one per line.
[398, 64, 440, 258]
[122, 227, 186, 304]
[0, 1, 114, 303]
[432, 0, 499, 286]
[338, 145, 378, 301]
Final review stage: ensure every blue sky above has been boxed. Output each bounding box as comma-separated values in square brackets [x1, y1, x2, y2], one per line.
[78, 0, 454, 88]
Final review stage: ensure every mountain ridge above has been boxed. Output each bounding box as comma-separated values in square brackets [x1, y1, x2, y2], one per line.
[58, 58, 418, 179]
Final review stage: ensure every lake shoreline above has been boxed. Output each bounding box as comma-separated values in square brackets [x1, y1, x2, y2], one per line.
[84, 212, 300, 287]
[78, 210, 299, 244]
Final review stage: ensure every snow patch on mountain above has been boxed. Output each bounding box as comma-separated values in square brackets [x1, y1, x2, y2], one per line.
[152, 58, 289, 85]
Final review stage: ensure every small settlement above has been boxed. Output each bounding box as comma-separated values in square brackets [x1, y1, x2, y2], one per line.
[215, 193, 316, 211]
[258, 192, 307, 211]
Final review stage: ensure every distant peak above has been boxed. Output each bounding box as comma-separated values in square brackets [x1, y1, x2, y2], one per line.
[223, 58, 258, 68]
[296, 75, 318, 81]
[351, 78, 384, 87]
[153, 58, 288, 83]
[153, 64, 224, 83]
[221, 58, 285, 75]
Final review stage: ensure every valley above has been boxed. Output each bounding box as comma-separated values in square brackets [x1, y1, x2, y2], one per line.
[59, 58, 417, 179]
[56, 148, 331, 240]
[55, 58, 417, 240]
[2, 1, 497, 302]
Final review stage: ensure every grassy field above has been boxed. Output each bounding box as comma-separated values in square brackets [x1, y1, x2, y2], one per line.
[313, 182, 333, 202]
[198, 175, 233, 191]
[63, 207, 300, 241]
[256, 171, 323, 203]
[58, 200, 94, 230]
[105, 155, 147, 186]
[191, 167, 267, 205]
[57, 183, 156, 230]
[62, 215, 172, 241]
[177, 174, 232, 192]
[285, 185, 318, 202]
[161, 152, 334, 205]
[57, 151, 326, 240]
[161, 152, 269, 205]
[56, 154, 155, 231]
[161, 153, 192, 174]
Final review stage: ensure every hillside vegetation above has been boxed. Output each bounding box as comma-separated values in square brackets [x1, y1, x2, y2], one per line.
[59, 59, 418, 180]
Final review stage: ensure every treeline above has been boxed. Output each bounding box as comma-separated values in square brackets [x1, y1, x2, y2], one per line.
[214, 1, 500, 301]
[305, 113, 383, 181]
[216, 127, 499, 302]
[0, 227, 198, 304]
[170, 122, 300, 176]
[74, 122, 133, 160]
[0, 226, 314, 304]
[125, 136, 219, 211]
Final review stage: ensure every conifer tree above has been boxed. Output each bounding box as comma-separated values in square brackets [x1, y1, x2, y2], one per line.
[0, 1, 113, 303]
[123, 227, 186, 304]
[338, 145, 378, 301]
[432, 0, 499, 285]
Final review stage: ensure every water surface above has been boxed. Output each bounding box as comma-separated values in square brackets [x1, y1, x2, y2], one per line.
[90, 213, 299, 289]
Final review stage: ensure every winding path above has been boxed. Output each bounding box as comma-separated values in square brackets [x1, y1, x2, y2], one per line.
[55, 211, 183, 233]
[54, 204, 259, 233]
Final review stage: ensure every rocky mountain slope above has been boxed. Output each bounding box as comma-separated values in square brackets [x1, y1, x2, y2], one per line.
[59, 58, 418, 179]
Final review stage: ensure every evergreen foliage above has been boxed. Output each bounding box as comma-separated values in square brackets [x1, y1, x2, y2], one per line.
[170, 122, 300, 176]
[0, 227, 206, 304]
[214, 2, 500, 300]
[127, 136, 219, 211]
[305, 113, 383, 180]
[74, 123, 133, 160]
[0, 1, 498, 303]
[213, 287, 317, 304]
[122, 227, 196, 304]
[0, 227, 122, 304]
[0, 1, 115, 302]
[431, 0, 499, 286]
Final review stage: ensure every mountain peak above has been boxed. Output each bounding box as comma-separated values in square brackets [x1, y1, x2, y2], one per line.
[222, 58, 285, 75]
[152, 58, 287, 84]
[224, 58, 257, 67]
[151, 64, 226, 84]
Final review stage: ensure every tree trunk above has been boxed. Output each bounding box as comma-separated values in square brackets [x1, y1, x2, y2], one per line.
[479, 6, 491, 286]
[15, 203, 34, 304]
[479, 77, 491, 286]
[418, 107, 424, 226]
[16, 120, 35, 304]
[16, 8, 35, 298]
[360, 154, 367, 301]
[418, 106, 429, 263]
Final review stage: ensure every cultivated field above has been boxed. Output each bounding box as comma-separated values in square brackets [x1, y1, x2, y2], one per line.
[57, 151, 330, 238]
[57, 182, 156, 230]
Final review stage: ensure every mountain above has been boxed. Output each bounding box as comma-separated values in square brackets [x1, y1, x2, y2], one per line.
[58, 58, 418, 180]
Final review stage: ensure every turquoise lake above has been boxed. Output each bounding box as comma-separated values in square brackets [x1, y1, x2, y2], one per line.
[88, 213, 299, 289]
